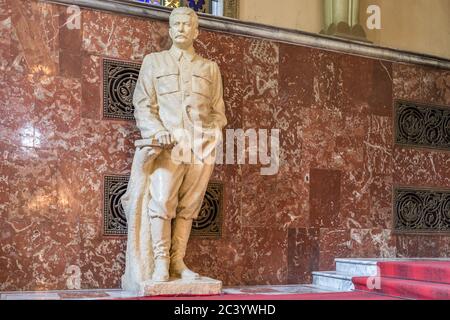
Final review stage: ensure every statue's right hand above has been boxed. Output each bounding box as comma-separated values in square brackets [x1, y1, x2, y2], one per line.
[141, 146, 161, 162]
[155, 131, 174, 147]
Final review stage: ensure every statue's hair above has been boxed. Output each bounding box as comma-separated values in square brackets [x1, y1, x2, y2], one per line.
[169, 7, 199, 29]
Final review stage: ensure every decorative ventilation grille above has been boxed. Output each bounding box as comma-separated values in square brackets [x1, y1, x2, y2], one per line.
[394, 187, 450, 234]
[103, 175, 223, 237]
[192, 180, 223, 238]
[395, 101, 450, 151]
[103, 175, 129, 235]
[103, 59, 141, 121]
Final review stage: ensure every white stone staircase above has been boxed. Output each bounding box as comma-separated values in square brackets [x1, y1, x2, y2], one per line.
[312, 257, 450, 292]
[312, 258, 379, 291]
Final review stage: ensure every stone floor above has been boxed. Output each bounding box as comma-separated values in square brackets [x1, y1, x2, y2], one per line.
[0, 284, 337, 300]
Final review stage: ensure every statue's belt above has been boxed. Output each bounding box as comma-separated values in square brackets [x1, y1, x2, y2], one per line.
[134, 139, 175, 149]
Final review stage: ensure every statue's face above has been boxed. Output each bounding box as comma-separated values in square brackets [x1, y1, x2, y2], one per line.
[169, 14, 198, 49]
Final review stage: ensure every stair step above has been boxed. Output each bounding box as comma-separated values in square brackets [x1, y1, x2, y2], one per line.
[335, 259, 378, 276]
[378, 261, 450, 285]
[312, 271, 354, 292]
[353, 276, 450, 300]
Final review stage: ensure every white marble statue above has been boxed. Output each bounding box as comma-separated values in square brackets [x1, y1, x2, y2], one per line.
[121, 7, 227, 292]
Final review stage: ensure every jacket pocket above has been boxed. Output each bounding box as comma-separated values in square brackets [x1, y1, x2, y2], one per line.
[192, 69, 212, 99]
[155, 71, 179, 95]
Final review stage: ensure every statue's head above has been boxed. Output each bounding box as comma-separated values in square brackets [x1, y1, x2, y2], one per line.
[169, 7, 199, 49]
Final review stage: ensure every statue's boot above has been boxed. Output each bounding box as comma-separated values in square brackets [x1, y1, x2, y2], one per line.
[151, 217, 171, 282]
[170, 217, 200, 280]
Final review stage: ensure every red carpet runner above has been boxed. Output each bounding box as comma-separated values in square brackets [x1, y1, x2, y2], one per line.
[353, 260, 450, 300]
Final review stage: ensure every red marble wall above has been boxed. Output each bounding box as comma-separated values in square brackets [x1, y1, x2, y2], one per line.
[0, 0, 449, 290]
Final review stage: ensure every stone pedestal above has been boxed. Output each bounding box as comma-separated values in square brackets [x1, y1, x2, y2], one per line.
[139, 277, 222, 297]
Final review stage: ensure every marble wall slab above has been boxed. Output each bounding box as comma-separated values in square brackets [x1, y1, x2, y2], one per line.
[0, 0, 449, 290]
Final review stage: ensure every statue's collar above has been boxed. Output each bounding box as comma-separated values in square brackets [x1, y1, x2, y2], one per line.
[169, 45, 196, 62]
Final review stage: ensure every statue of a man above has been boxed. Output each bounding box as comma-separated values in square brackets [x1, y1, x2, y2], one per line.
[129, 7, 227, 283]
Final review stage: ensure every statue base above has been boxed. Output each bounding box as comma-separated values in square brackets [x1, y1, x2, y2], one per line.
[139, 277, 222, 297]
